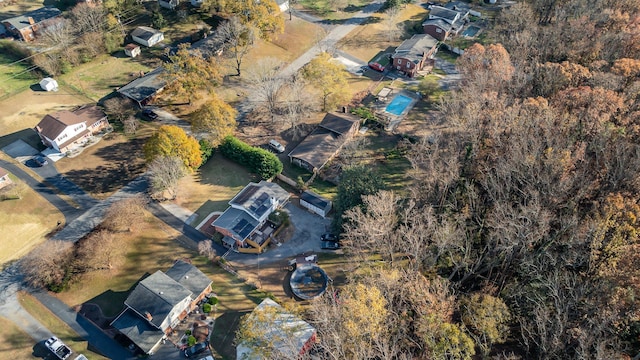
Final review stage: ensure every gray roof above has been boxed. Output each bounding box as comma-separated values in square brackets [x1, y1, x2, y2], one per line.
[288, 129, 341, 171]
[189, 35, 224, 58]
[318, 113, 359, 135]
[2, 7, 61, 31]
[422, 18, 453, 32]
[229, 181, 290, 220]
[124, 271, 192, 328]
[117, 67, 167, 104]
[393, 34, 439, 64]
[429, 5, 460, 23]
[165, 260, 212, 296]
[212, 207, 260, 241]
[131, 26, 162, 41]
[300, 191, 331, 211]
[444, 1, 471, 13]
[111, 309, 163, 354]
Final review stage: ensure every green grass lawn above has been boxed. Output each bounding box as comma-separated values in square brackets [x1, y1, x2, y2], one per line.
[296, 0, 373, 19]
[18, 293, 109, 360]
[0, 41, 40, 100]
[0, 317, 35, 359]
[436, 49, 459, 63]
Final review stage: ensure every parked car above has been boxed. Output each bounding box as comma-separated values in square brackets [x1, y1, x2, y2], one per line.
[321, 241, 340, 250]
[321, 233, 338, 242]
[184, 342, 209, 358]
[33, 155, 48, 167]
[45, 336, 72, 360]
[368, 62, 385, 72]
[141, 108, 159, 121]
[268, 139, 285, 153]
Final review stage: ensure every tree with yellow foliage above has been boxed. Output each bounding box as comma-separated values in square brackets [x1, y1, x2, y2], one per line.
[302, 52, 350, 112]
[190, 94, 237, 145]
[143, 125, 202, 170]
[218, 0, 284, 40]
[163, 44, 223, 101]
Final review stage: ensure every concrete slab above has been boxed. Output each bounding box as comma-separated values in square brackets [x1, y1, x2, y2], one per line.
[41, 148, 65, 162]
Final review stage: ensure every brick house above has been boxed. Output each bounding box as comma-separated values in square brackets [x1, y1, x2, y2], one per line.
[1, 7, 61, 42]
[391, 34, 439, 78]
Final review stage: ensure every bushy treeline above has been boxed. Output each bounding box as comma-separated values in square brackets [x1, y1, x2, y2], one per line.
[219, 136, 283, 179]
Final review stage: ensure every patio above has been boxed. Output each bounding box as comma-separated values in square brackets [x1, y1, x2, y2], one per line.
[164, 296, 217, 350]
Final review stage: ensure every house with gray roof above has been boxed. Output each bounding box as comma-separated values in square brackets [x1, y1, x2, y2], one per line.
[300, 190, 332, 218]
[288, 112, 360, 172]
[117, 67, 167, 107]
[212, 181, 290, 253]
[424, 3, 469, 39]
[391, 34, 439, 78]
[111, 260, 212, 355]
[131, 26, 164, 47]
[1, 7, 61, 42]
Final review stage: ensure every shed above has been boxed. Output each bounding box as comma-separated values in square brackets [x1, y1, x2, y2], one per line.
[124, 43, 141, 58]
[300, 190, 332, 218]
[131, 26, 164, 47]
[39, 77, 58, 91]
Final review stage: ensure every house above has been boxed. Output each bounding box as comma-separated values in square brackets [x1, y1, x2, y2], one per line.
[34, 105, 109, 153]
[189, 34, 224, 58]
[131, 26, 164, 47]
[1, 7, 61, 42]
[426, 5, 466, 35]
[300, 190, 332, 218]
[236, 298, 317, 360]
[212, 181, 290, 253]
[124, 43, 141, 58]
[0, 167, 12, 190]
[117, 67, 167, 107]
[391, 34, 439, 78]
[288, 112, 360, 172]
[422, 18, 453, 41]
[158, 0, 178, 10]
[111, 260, 212, 355]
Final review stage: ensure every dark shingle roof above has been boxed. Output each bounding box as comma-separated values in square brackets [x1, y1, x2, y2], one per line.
[212, 207, 259, 240]
[111, 309, 164, 354]
[288, 129, 341, 171]
[429, 6, 460, 23]
[422, 18, 453, 32]
[393, 34, 439, 64]
[117, 67, 167, 104]
[131, 26, 162, 41]
[124, 271, 192, 328]
[318, 113, 359, 135]
[165, 260, 211, 296]
[2, 7, 61, 31]
[300, 191, 331, 210]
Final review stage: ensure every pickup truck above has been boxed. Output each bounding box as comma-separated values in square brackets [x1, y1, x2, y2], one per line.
[45, 336, 72, 360]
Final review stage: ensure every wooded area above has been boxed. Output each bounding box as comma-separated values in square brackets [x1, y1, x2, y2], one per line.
[307, 0, 640, 359]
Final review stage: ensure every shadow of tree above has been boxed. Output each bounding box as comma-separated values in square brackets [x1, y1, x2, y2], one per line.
[210, 310, 250, 359]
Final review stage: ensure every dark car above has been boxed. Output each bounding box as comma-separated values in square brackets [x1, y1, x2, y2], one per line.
[321, 233, 338, 242]
[321, 241, 340, 250]
[368, 62, 385, 72]
[184, 342, 209, 358]
[33, 155, 48, 167]
[141, 109, 159, 120]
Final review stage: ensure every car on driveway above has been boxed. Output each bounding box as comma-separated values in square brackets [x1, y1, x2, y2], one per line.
[268, 139, 285, 153]
[184, 342, 209, 358]
[33, 155, 48, 167]
[368, 62, 385, 72]
[321, 233, 338, 242]
[321, 241, 340, 250]
[141, 109, 159, 121]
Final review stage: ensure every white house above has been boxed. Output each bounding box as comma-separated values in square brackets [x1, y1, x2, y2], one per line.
[39, 77, 58, 91]
[131, 26, 164, 47]
[300, 190, 332, 218]
[34, 105, 109, 153]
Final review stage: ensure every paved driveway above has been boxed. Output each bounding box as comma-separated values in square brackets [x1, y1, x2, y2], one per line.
[226, 202, 332, 266]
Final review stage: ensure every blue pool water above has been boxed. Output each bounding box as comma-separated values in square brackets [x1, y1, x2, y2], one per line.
[385, 94, 413, 116]
[463, 26, 480, 37]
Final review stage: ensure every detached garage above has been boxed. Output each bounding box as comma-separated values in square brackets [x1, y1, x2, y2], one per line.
[300, 190, 332, 218]
[131, 26, 164, 47]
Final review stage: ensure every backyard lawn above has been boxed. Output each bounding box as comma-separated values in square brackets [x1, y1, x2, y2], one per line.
[0, 173, 63, 266]
[296, 0, 372, 20]
[0, 43, 39, 100]
[337, 3, 428, 63]
[0, 317, 35, 359]
[18, 292, 109, 360]
[175, 153, 258, 227]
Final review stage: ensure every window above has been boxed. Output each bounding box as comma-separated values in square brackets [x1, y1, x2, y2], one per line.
[406, 62, 410, 68]
[436, 28, 442, 33]
[398, 59, 402, 65]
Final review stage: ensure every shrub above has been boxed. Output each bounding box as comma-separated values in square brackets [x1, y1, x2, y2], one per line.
[187, 335, 196, 346]
[199, 139, 215, 165]
[268, 210, 290, 227]
[219, 136, 283, 179]
[203, 303, 212, 313]
[185, 330, 192, 335]
[208, 297, 218, 306]
[351, 106, 376, 122]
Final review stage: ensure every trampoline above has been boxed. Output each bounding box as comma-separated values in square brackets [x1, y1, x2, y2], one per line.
[289, 264, 329, 300]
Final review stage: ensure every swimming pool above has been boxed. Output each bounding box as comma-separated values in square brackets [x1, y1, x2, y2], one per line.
[385, 94, 413, 116]
[462, 25, 480, 37]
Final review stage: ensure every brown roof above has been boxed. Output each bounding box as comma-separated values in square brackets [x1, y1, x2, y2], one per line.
[288, 129, 342, 171]
[35, 105, 105, 141]
[0, 167, 8, 178]
[318, 113, 359, 135]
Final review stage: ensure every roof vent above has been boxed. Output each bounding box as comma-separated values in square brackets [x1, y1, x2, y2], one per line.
[185, 275, 189, 279]
[159, 291, 164, 295]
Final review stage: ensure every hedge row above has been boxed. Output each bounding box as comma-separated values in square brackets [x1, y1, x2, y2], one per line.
[219, 136, 283, 179]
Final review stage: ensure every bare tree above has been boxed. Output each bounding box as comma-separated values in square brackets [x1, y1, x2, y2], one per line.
[38, 18, 75, 62]
[103, 97, 136, 125]
[76, 229, 124, 271]
[215, 16, 255, 76]
[385, 6, 401, 43]
[71, 3, 106, 33]
[198, 239, 216, 260]
[123, 115, 139, 135]
[101, 196, 146, 232]
[281, 76, 317, 139]
[20, 241, 74, 289]
[148, 156, 187, 200]
[246, 57, 285, 123]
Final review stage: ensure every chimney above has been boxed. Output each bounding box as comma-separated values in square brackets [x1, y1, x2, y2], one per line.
[27, 17, 35, 25]
[145, 311, 153, 321]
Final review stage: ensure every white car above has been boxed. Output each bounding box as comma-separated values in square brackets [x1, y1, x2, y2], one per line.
[268, 139, 285, 153]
